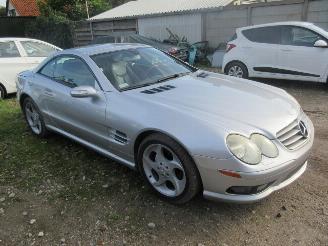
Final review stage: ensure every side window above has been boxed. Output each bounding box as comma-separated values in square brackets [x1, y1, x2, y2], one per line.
[0, 41, 21, 58]
[281, 26, 322, 47]
[21, 41, 57, 57]
[242, 26, 281, 44]
[39, 56, 97, 88]
[54, 56, 96, 88]
[39, 59, 56, 78]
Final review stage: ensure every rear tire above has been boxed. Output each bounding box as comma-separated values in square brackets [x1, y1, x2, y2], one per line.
[137, 133, 201, 204]
[225, 61, 249, 79]
[22, 97, 49, 138]
[0, 85, 5, 99]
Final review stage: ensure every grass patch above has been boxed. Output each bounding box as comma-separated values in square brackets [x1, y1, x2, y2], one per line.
[0, 98, 144, 204]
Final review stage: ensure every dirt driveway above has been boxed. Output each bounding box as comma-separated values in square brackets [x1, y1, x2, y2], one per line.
[0, 79, 327, 246]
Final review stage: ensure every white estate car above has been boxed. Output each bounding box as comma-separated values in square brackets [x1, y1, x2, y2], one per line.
[0, 38, 61, 98]
[223, 22, 328, 83]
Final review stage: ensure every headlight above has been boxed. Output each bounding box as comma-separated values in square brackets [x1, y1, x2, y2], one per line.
[227, 134, 279, 165]
[250, 134, 278, 158]
[226, 134, 262, 165]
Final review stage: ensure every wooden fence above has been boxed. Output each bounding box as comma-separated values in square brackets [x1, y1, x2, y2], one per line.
[73, 19, 137, 46]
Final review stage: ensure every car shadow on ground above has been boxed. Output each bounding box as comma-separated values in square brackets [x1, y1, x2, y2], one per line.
[252, 78, 328, 91]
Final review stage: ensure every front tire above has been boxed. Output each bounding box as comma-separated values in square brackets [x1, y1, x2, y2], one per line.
[137, 133, 201, 204]
[22, 97, 49, 138]
[225, 61, 249, 79]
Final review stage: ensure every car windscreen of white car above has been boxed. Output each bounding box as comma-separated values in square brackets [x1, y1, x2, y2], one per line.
[91, 47, 196, 91]
[0, 41, 21, 58]
[20, 41, 58, 57]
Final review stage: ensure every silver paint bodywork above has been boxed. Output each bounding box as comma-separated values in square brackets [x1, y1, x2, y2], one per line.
[17, 44, 314, 203]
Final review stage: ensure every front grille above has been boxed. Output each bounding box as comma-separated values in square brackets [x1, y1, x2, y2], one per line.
[277, 119, 308, 150]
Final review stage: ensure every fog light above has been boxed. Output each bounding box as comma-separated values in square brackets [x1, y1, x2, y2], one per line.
[226, 182, 273, 195]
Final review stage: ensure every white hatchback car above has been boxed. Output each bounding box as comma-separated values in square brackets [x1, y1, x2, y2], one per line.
[0, 38, 61, 98]
[223, 22, 328, 83]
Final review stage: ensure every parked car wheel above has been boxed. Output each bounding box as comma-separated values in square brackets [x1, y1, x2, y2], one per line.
[0, 85, 5, 99]
[225, 62, 248, 79]
[23, 97, 49, 137]
[137, 133, 201, 204]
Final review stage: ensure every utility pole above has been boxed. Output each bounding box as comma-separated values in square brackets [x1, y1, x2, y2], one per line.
[85, 0, 90, 19]
[85, 0, 94, 40]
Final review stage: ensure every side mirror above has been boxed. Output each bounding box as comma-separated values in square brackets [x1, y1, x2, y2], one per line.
[314, 40, 328, 48]
[70, 86, 98, 98]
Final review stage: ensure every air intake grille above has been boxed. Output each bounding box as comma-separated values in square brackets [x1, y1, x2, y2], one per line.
[276, 120, 308, 150]
[109, 130, 128, 144]
[141, 85, 176, 94]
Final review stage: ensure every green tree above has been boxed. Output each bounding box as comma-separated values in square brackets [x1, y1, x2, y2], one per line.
[38, 0, 111, 21]
[111, 0, 131, 8]
[0, 6, 6, 16]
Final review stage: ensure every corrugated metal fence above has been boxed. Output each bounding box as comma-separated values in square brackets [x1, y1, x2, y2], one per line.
[205, 0, 328, 47]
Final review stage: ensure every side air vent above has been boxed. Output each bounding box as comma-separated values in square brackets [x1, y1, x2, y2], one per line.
[109, 129, 128, 144]
[197, 72, 209, 78]
[141, 85, 176, 94]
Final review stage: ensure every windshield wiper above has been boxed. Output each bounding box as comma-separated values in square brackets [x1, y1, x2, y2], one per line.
[121, 72, 190, 91]
[157, 72, 190, 83]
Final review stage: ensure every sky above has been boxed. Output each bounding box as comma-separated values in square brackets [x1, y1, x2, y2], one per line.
[0, 0, 5, 7]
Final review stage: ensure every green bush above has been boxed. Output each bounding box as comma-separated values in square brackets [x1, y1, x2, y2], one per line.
[25, 15, 75, 49]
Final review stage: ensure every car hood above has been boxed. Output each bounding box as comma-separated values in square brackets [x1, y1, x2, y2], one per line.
[127, 72, 300, 137]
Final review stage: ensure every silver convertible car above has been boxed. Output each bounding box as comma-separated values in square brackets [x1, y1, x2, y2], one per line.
[16, 44, 314, 204]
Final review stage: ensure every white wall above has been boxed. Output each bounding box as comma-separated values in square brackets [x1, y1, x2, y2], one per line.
[138, 13, 202, 44]
[205, 0, 328, 48]
[308, 0, 328, 31]
[7, 2, 19, 16]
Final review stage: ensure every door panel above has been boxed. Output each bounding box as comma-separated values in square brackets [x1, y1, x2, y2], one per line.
[38, 55, 110, 149]
[44, 81, 109, 149]
[278, 26, 328, 82]
[241, 26, 281, 76]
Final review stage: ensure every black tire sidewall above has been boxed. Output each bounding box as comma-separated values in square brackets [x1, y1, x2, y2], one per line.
[0, 86, 5, 99]
[137, 133, 201, 204]
[22, 97, 48, 138]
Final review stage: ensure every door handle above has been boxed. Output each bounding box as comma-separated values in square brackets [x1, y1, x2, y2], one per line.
[281, 49, 292, 52]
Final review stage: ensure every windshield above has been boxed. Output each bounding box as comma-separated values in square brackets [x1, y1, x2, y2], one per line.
[91, 47, 196, 91]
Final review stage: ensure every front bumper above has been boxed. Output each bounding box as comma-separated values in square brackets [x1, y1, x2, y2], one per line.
[194, 134, 312, 204]
[195, 151, 310, 203]
[203, 161, 307, 203]
[194, 113, 314, 204]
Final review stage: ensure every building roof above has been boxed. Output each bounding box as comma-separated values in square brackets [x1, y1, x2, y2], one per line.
[8, 0, 40, 16]
[90, 0, 234, 20]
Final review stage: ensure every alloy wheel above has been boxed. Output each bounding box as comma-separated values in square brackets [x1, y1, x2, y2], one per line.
[142, 144, 186, 197]
[25, 101, 42, 135]
[228, 65, 244, 78]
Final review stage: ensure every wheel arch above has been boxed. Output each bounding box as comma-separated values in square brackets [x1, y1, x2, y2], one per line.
[19, 93, 31, 109]
[134, 129, 193, 165]
[133, 129, 204, 191]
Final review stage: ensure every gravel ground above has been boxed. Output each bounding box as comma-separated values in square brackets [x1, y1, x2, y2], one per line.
[0, 77, 327, 246]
